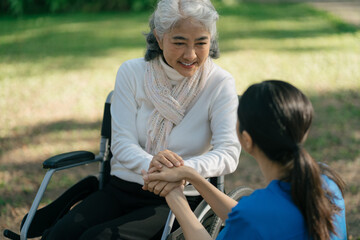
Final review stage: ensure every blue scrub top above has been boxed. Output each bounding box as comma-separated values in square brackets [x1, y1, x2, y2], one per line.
[216, 175, 346, 240]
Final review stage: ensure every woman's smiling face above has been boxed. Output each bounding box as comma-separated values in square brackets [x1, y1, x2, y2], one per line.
[156, 18, 211, 77]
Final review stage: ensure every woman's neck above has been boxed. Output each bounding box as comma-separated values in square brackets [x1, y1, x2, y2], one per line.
[159, 56, 186, 84]
[253, 149, 284, 184]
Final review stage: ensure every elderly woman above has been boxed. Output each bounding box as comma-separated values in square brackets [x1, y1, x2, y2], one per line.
[41, 0, 240, 239]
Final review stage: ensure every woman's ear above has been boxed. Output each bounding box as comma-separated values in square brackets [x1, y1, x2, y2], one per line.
[240, 130, 254, 153]
[154, 29, 163, 50]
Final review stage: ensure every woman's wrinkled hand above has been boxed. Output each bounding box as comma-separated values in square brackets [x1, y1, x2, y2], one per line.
[149, 150, 184, 170]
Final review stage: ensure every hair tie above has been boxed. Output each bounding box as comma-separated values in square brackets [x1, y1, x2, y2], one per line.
[292, 143, 303, 155]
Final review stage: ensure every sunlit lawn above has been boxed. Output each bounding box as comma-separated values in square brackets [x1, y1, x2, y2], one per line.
[0, 2, 359, 238]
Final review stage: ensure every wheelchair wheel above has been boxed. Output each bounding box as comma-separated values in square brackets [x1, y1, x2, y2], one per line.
[194, 200, 217, 238]
[208, 186, 254, 238]
[167, 200, 217, 240]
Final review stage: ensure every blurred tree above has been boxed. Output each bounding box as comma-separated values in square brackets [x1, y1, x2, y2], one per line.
[5, 0, 23, 15]
[0, 0, 161, 16]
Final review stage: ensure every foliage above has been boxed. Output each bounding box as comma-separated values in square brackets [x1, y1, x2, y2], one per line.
[0, 0, 159, 16]
[0, 2, 359, 238]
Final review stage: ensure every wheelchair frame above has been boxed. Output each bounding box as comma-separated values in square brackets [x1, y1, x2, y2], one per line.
[3, 91, 253, 240]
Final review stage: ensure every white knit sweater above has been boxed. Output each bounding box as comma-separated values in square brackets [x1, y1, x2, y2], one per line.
[110, 58, 241, 185]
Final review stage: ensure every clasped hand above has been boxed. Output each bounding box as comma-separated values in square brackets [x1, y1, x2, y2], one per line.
[142, 150, 185, 197]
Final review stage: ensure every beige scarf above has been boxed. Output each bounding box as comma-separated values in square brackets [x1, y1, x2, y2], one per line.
[144, 56, 213, 155]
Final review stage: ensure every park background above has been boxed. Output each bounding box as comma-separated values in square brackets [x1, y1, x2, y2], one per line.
[0, 0, 359, 238]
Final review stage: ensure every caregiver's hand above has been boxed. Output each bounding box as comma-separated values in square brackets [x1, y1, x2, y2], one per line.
[143, 179, 185, 197]
[142, 166, 187, 196]
[143, 165, 190, 183]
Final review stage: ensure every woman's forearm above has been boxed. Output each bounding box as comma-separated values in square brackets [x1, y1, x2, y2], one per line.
[165, 189, 212, 240]
[183, 167, 238, 221]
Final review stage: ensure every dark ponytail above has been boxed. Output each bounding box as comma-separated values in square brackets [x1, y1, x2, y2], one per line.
[238, 80, 345, 240]
[290, 148, 341, 240]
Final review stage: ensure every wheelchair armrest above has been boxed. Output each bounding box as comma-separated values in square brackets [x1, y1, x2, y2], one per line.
[43, 151, 96, 169]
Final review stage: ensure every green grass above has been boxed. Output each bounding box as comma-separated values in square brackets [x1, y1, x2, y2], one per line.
[1, 2, 360, 238]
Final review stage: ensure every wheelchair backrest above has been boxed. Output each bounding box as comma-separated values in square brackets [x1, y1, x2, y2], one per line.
[98, 91, 114, 188]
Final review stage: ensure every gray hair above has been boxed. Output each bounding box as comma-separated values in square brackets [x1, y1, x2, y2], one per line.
[145, 0, 220, 61]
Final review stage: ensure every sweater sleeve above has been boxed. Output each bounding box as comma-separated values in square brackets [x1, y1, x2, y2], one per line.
[183, 75, 240, 178]
[110, 61, 153, 175]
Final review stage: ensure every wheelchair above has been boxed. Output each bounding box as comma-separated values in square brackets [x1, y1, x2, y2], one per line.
[3, 91, 253, 240]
